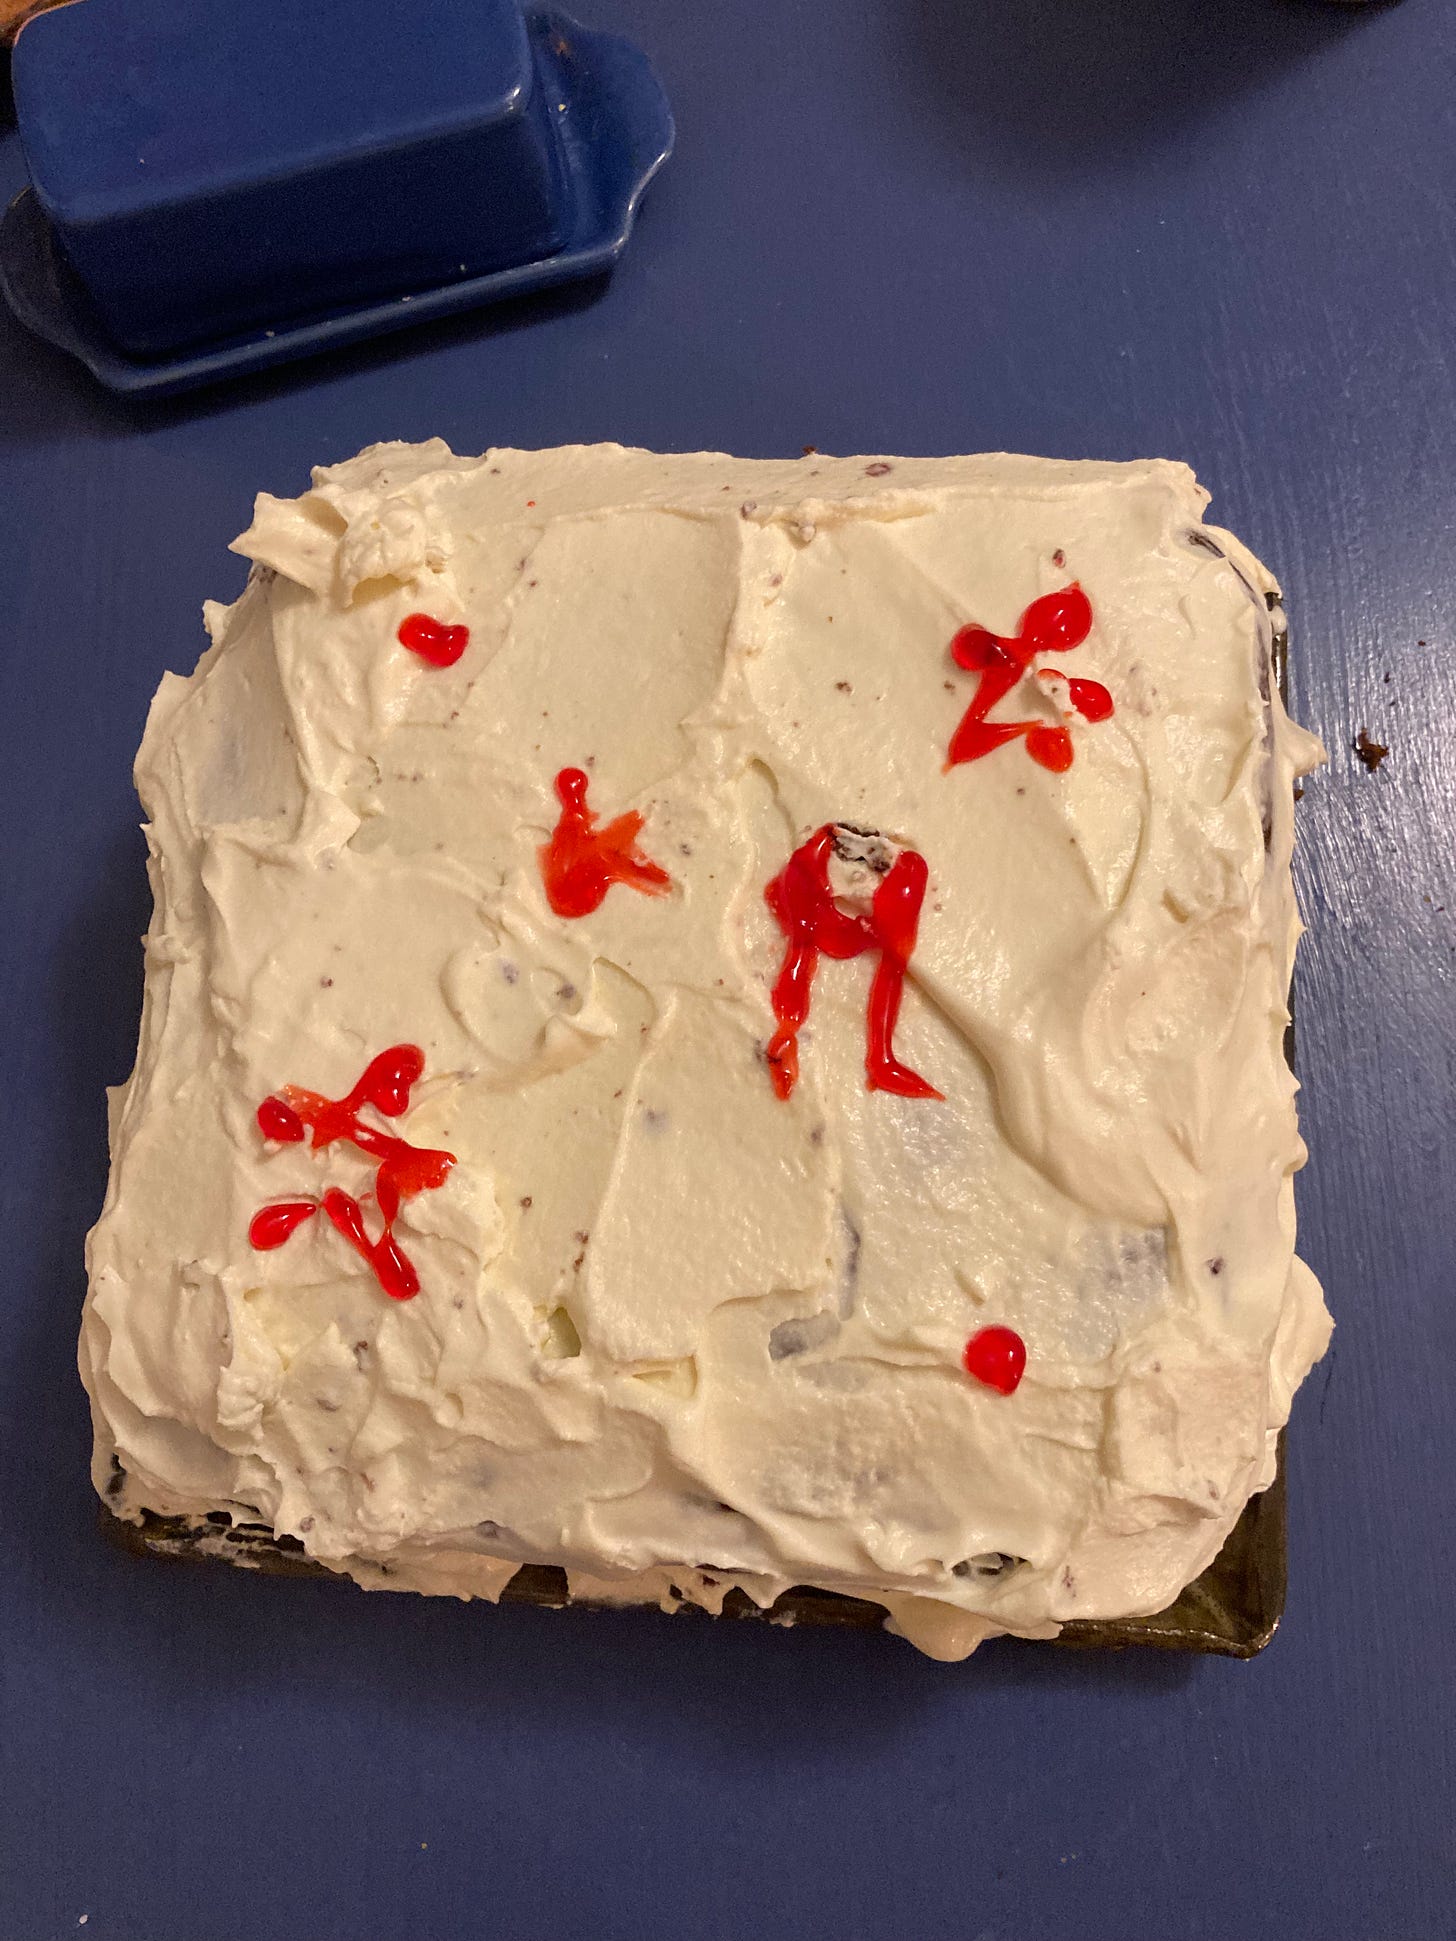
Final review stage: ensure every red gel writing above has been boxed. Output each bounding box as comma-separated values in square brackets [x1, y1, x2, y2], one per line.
[322, 1188, 420, 1302]
[765, 825, 943, 1103]
[256, 1096, 305, 1143]
[1060, 676, 1114, 723]
[947, 584, 1111, 773]
[249, 1200, 318, 1249]
[963, 1325, 1027, 1395]
[278, 1044, 429, 1149]
[249, 1045, 454, 1301]
[539, 768, 671, 918]
[864, 848, 942, 1098]
[398, 613, 470, 667]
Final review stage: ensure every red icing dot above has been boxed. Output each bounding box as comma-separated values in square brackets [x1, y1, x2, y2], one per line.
[946, 584, 1110, 773]
[397, 613, 470, 667]
[539, 767, 672, 918]
[249, 1200, 318, 1249]
[963, 1325, 1026, 1395]
[248, 1046, 454, 1301]
[765, 825, 943, 1103]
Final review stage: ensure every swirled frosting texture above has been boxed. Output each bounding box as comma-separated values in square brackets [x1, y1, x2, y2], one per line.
[82, 442, 1329, 1659]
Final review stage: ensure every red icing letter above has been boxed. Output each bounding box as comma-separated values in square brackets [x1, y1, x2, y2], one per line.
[765, 826, 942, 1103]
[947, 584, 1110, 773]
[248, 1046, 454, 1301]
[539, 768, 672, 918]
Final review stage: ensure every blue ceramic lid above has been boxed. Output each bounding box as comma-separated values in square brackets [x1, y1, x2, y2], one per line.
[3, 0, 668, 369]
[17, 0, 539, 221]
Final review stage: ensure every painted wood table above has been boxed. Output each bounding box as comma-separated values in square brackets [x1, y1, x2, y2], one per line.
[0, 2, 1450, 1935]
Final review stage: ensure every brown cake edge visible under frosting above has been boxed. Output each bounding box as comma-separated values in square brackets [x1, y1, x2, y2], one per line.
[97, 1436, 1286, 1659]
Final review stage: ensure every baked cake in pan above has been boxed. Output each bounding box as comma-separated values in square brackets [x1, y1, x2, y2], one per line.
[82, 443, 1329, 1659]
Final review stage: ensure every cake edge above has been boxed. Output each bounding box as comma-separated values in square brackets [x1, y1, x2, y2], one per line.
[97, 1434, 1286, 1659]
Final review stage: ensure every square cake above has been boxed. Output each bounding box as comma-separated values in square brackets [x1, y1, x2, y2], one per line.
[82, 442, 1330, 1659]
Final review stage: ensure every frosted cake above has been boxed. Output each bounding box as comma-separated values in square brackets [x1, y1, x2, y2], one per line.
[82, 442, 1330, 1660]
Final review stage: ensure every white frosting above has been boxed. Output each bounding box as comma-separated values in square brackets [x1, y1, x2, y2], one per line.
[82, 441, 1330, 1660]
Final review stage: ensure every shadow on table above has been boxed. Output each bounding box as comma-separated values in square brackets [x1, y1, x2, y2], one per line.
[25, 1523, 1201, 1773]
[1, 822, 150, 1530]
[889, 0, 1379, 179]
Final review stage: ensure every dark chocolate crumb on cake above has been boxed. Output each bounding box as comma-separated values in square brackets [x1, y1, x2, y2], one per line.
[953, 1553, 1025, 1580]
[831, 822, 893, 874]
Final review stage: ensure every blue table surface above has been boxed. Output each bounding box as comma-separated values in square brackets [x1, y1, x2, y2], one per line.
[2, 3, 1452, 1937]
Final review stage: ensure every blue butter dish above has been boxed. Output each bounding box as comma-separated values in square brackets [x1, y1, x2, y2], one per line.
[0, 0, 672, 395]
